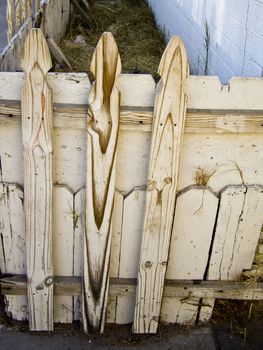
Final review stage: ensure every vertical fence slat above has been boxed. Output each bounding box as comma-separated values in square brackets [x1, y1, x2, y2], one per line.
[133, 37, 189, 333]
[21, 29, 53, 331]
[0, 183, 27, 320]
[208, 186, 263, 280]
[83, 32, 121, 332]
[7, 0, 16, 42]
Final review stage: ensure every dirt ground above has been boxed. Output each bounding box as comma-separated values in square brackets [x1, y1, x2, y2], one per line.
[1, 319, 263, 350]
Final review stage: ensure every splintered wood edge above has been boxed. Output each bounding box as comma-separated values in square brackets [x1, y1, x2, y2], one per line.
[1, 275, 263, 300]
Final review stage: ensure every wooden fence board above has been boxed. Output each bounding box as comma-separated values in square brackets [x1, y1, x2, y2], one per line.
[208, 185, 263, 281]
[73, 188, 84, 321]
[53, 185, 74, 323]
[115, 189, 145, 324]
[83, 32, 121, 332]
[161, 188, 218, 324]
[185, 76, 263, 110]
[3, 276, 263, 301]
[107, 191, 124, 323]
[0, 182, 27, 320]
[134, 37, 189, 333]
[177, 133, 263, 193]
[21, 29, 53, 331]
[167, 188, 219, 279]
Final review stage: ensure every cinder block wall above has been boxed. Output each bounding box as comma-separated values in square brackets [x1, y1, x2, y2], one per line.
[148, 0, 263, 83]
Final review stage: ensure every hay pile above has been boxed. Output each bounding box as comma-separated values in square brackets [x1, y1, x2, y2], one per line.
[60, 0, 166, 77]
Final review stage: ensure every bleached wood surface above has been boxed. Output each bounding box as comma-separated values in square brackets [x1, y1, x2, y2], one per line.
[3, 276, 263, 302]
[1, 30, 263, 330]
[161, 188, 218, 324]
[21, 29, 53, 331]
[168, 188, 218, 279]
[208, 185, 263, 280]
[0, 183, 27, 320]
[83, 32, 121, 333]
[134, 37, 189, 334]
[53, 186, 74, 323]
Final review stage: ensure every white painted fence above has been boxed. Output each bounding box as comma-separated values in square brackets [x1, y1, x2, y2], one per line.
[0, 29, 263, 334]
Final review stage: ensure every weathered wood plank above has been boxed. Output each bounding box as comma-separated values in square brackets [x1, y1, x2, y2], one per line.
[134, 37, 189, 334]
[107, 191, 124, 323]
[0, 73, 91, 103]
[2, 275, 263, 301]
[53, 185, 74, 323]
[177, 134, 263, 193]
[161, 188, 218, 325]
[73, 187, 84, 321]
[208, 185, 263, 281]
[21, 29, 53, 331]
[47, 38, 73, 70]
[167, 188, 219, 280]
[185, 76, 263, 110]
[2, 73, 263, 111]
[0, 182, 27, 320]
[161, 297, 199, 325]
[115, 189, 146, 324]
[83, 32, 121, 333]
[2, 102, 263, 134]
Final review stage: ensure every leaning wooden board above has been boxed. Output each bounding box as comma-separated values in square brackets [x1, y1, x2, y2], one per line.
[21, 29, 54, 331]
[133, 37, 189, 333]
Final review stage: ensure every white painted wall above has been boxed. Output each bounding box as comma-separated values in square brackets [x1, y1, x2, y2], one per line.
[148, 0, 263, 84]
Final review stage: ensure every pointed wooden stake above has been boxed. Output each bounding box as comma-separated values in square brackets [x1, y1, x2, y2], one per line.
[21, 29, 53, 331]
[133, 37, 189, 333]
[83, 32, 121, 333]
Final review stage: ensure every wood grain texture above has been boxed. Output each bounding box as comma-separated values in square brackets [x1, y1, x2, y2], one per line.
[6, 0, 16, 42]
[83, 32, 121, 333]
[21, 29, 53, 331]
[208, 185, 263, 281]
[0, 182, 27, 320]
[53, 185, 74, 323]
[7, 0, 32, 42]
[167, 188, 219, 280]
[3, 275, 263, 301]
[185, 76, 263, 110]
[133, 37, 189, 333]
[161, 188, 218, 325]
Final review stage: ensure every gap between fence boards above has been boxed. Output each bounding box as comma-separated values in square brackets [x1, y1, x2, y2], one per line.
[1, 275, 263, 300]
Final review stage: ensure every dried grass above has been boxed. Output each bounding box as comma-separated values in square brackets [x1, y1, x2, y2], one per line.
[60, 0, 166, 78]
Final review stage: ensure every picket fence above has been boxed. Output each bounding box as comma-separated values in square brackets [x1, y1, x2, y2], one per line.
[0, 28, 263, 334]
[1, 0, 70, 71]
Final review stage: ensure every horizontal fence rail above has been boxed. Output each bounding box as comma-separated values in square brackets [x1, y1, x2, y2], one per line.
[0, 28, 263, 334]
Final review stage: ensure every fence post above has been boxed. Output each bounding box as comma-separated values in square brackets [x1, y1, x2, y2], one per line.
[133, 37, 189, 333]
[82, 32, 121, 333]
[21, 29, 54, 331]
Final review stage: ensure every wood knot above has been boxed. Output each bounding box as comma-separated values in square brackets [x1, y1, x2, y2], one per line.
[164, 177, 172, 185]
[44, 276, 53, 286]
[144, 261, 152, 269]
[36, 283, 44, 291]
[147, 180, 156, 191]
